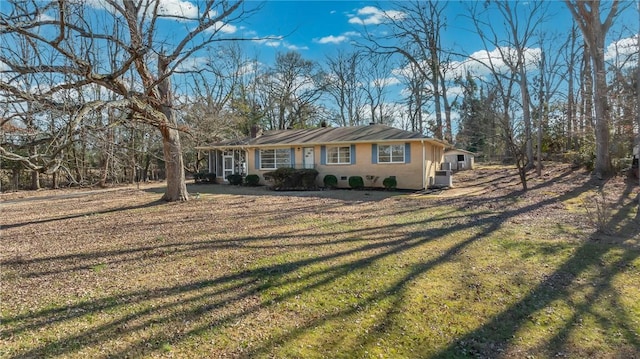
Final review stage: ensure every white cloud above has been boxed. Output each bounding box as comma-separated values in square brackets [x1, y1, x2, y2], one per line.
[286, 44, 309, 51]
[452, 46, 541, 78]
[82, 0, 199, 20]
[252, 35, 307, 51]
[36, 13, 56, 22]
[209, 21, 237, 34]
[265, 41, 281, 48]
[371, 77, 401, 88]
[348, 6, 406, 25]
[238, 61, 260, 77]
[175, 56, 209, 72]
[315, 31, 360, 45]
[155, 0, 198, 18]
[446, 85, 465, 99]
[317, 35, 348, 45]
[605, 35, 639, 64]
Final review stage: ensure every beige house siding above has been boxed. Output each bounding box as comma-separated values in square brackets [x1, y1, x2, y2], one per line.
[244, 141, 443, 190]
[426, 144, 445, 186]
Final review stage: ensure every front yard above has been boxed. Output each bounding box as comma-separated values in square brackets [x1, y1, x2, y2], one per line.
[1, 164, 639, 358]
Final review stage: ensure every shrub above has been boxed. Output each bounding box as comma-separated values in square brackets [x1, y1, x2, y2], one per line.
[348, 176, 364, 190]
[582, 190, 613, 234]
[382, 176, 397, 190]
[245, 174, 260, 186]
[323, 174, 338, 188]
[193, 172, 216, 183]
[226, 173, 243, 185]
[263, 168, 318, 190]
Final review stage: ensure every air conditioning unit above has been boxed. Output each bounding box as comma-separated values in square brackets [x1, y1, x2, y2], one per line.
[433, 170, 452, 187]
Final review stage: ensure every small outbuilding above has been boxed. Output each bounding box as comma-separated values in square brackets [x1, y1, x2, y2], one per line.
[444, 148, 475, 171]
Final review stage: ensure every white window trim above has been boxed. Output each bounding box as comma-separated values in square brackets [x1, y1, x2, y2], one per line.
[377, 144, 405, 164]
[260, 148, 291, 170]
[327, 145, 351, 165]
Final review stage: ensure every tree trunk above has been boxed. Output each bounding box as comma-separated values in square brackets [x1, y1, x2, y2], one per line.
[567, 68, 575, 150]
[519, 71, 534, 169]
[442, 86, 453, 144]
[52, 170, 58, 189]
[160, 126, 189, 201]
[12, 168, 20, 191]
[30, 170, 40, 190]
[537, 51, 545, 177]
[591, 42, 612, 178]
[431, 76, 443, 139]
[143, 153, 151, 182]
[636, 17, 639, 220]
[158, 55, 189, 202]
[565, 0, 618, 178]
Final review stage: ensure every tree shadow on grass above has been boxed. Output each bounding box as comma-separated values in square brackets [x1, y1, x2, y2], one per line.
[0, 199, 165, 231]
[431, 195, 640, 358]
[3, 170, 638, 358]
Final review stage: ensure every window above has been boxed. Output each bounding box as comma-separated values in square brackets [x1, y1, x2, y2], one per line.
[260, 148, 291, 169]
[327, 146, 351, 164]
[457, 154, 465, 162]
[378, 144, 405, 163]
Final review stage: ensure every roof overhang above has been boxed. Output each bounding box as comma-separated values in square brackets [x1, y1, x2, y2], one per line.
[196, 137, 448, 151]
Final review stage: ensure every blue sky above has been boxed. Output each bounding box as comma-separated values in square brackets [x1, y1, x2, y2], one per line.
[216, 0, 639, 88]
[231, 1, 636, 65]
[2, 0, 638, 133]
[139, 0, 639, 131]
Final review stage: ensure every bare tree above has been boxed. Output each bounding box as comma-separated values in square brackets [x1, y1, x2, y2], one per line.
[466, 1, 550, 170]
[360, 53, 395, 125]
[323, 50, 367, 126]
[1, 0, 253, 200]
[258, 51, 324, 130]
[533, 30, 574, 175]
[637, 5, 640, 216]
[563, 24, 581, 152]
[361, 1, 450, 139]
[180, 44, 252, 172]
[565, 0, 628, 178]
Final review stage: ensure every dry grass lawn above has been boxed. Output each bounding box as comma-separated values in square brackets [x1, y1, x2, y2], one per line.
[1, 163, 639, 358]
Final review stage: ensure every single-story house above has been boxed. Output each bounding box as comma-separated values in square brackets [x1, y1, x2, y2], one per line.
[444, 148, 475, 171]
[197, 124, 447, 190]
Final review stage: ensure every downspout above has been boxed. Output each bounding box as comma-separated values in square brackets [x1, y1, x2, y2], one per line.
[421, 140, 426, 189]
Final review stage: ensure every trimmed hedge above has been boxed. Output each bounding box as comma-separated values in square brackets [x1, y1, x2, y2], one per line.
[245, 174, 261, 186]
[348, 176, 364, 190]
[263, 168, 318, 190]
[226, 174, 243, 185]
[323, 174, 338, 188]
[382, 176, 397, 190]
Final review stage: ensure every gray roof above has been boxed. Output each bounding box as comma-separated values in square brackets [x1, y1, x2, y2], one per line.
[199, 124, 446, 149]
[445, 148, 476, 155]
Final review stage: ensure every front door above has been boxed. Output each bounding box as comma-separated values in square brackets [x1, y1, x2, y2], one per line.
[223, 155, 234, 182]
[303, 147, 314, 169]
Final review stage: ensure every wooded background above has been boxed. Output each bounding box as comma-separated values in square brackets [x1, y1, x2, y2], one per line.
[1, 1, 638, 196]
